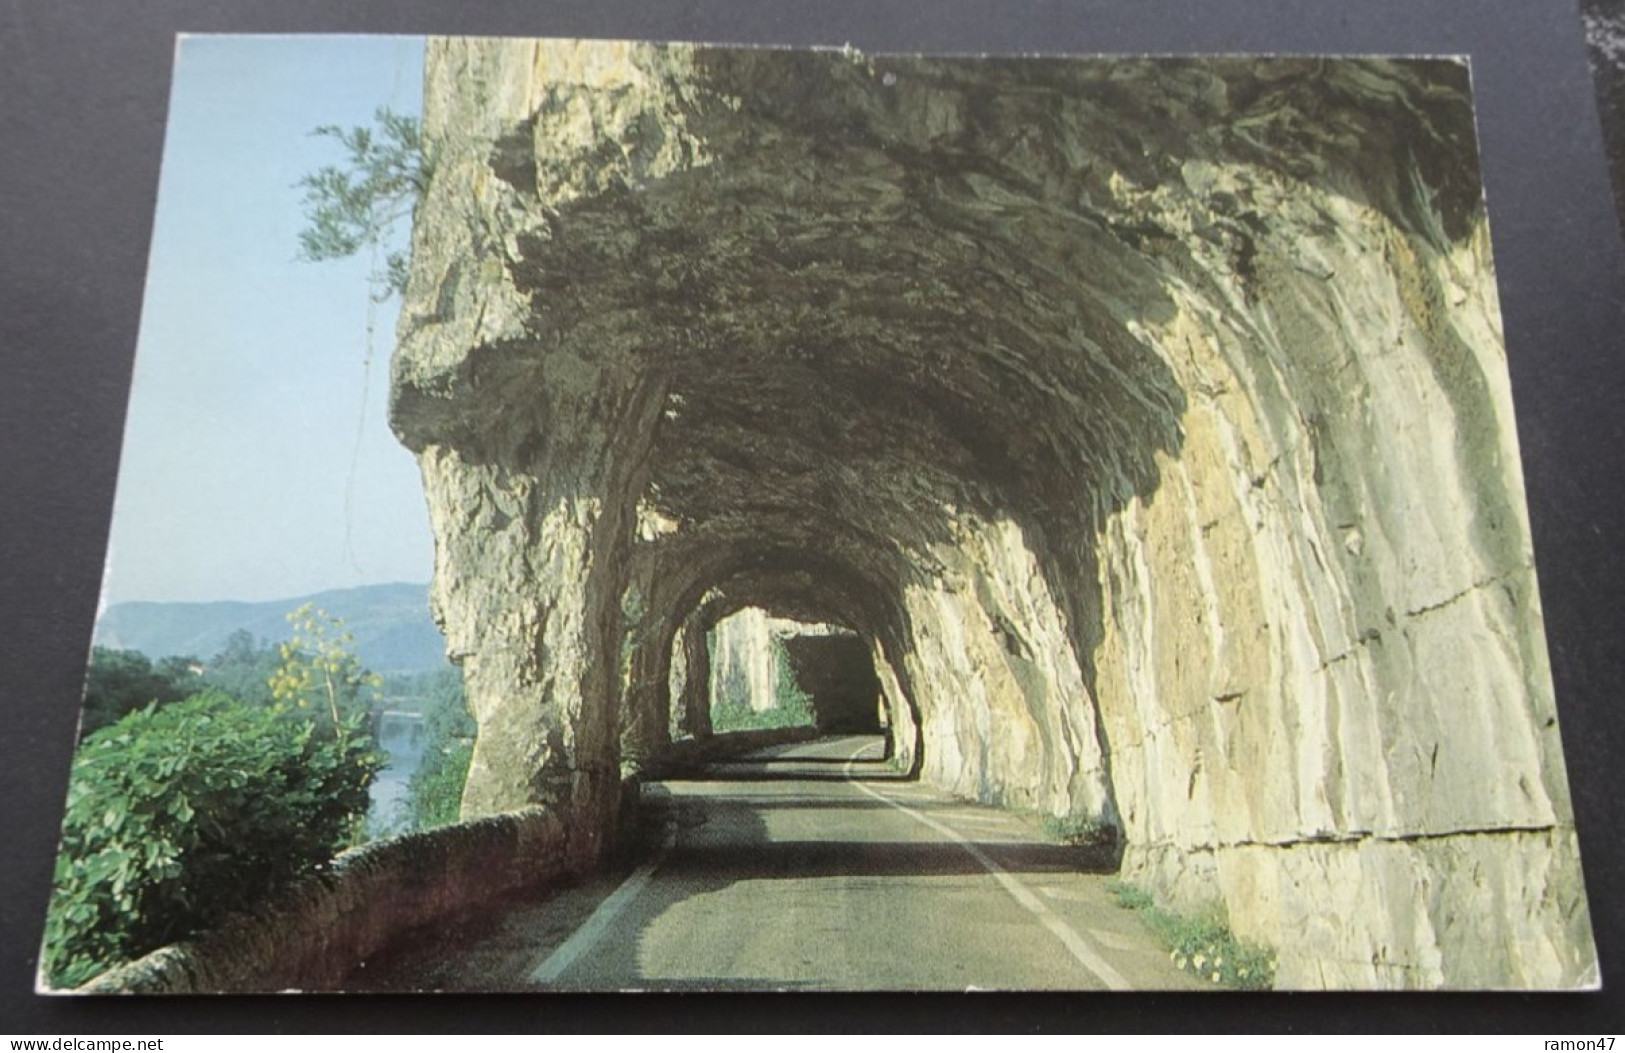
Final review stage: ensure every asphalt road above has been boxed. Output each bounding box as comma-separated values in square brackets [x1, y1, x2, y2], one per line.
[352, 735, 1204, 992]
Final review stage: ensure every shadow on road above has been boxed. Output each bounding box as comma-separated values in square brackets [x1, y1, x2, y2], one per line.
[345, 735, 1122, 991]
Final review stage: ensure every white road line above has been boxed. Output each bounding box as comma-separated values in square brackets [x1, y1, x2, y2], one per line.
[843, 744, 1132, 991]
[936, 813, 1025, 828]
[527, 823, 677, 985]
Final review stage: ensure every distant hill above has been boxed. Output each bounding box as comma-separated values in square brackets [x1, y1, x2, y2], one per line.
[95, 583, 449, 673]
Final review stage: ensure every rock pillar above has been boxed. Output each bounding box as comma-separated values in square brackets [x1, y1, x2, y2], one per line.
[673, 616, 714, 741]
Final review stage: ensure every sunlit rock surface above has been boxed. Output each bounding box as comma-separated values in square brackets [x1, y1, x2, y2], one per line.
[706, 608, 842, 714]
[391, 39, 1597, 988]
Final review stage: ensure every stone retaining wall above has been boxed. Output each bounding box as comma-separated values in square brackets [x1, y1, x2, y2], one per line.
[74, 808, 568, 994]
[658, 725, 824, 772]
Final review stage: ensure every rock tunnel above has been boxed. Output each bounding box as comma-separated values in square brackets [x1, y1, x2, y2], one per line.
[388, 39, 1596, 988]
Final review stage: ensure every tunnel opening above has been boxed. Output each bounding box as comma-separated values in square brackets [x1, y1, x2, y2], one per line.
[782, 634, 885, 735]
[703, 608, 885, 738]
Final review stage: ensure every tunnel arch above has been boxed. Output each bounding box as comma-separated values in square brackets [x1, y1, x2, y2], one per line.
[619, 542, 924, 772]
[390, 40, 1591, 987]
[690, 607, 888, 737]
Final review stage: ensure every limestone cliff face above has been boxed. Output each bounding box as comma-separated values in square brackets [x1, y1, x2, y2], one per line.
[707, 610, 842, 715]
[391, 39, 1596, 987]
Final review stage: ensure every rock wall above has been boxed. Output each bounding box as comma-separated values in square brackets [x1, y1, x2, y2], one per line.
[1086, 165, 1589, 987]
[707, 609, 857, 717]
[708, 608, 777, 712]
[390, 39, 1596, 987]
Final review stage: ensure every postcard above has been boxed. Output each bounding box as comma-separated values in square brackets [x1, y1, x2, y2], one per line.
[39, 35, 1599, 993]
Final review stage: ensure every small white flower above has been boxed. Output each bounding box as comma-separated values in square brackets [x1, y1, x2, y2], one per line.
[1193, 953, 1206, 969]
[1211, 972, 1221, 983]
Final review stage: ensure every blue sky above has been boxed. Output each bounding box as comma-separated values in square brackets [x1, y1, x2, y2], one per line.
[101, 35, 432, 606]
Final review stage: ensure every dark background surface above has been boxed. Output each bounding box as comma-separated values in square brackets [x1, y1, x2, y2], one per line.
[3, 0, 1622, 1034]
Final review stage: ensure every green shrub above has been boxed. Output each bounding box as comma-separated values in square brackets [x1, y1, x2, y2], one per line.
[42, 693, 381, 988]
[1109, 881, 1277, 990]
[1109, 880, 1155, 911]
[1040, 813, 1117, 849]
[402, 668, 474, 831]
[772, 640, 814, 718]
[710, 640, 815, 733]
[710, 701, 814, 733]
[408, 738, 474, 830]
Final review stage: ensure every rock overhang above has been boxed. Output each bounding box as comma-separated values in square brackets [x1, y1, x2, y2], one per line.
[395, 49, 1484, 616]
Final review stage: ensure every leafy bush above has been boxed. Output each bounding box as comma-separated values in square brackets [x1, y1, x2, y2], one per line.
[42, 693, 381, 988]
[408, 738, 475, 830]
[1040, 813, 1117, 850]
[1109, 881, 1277, 990]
